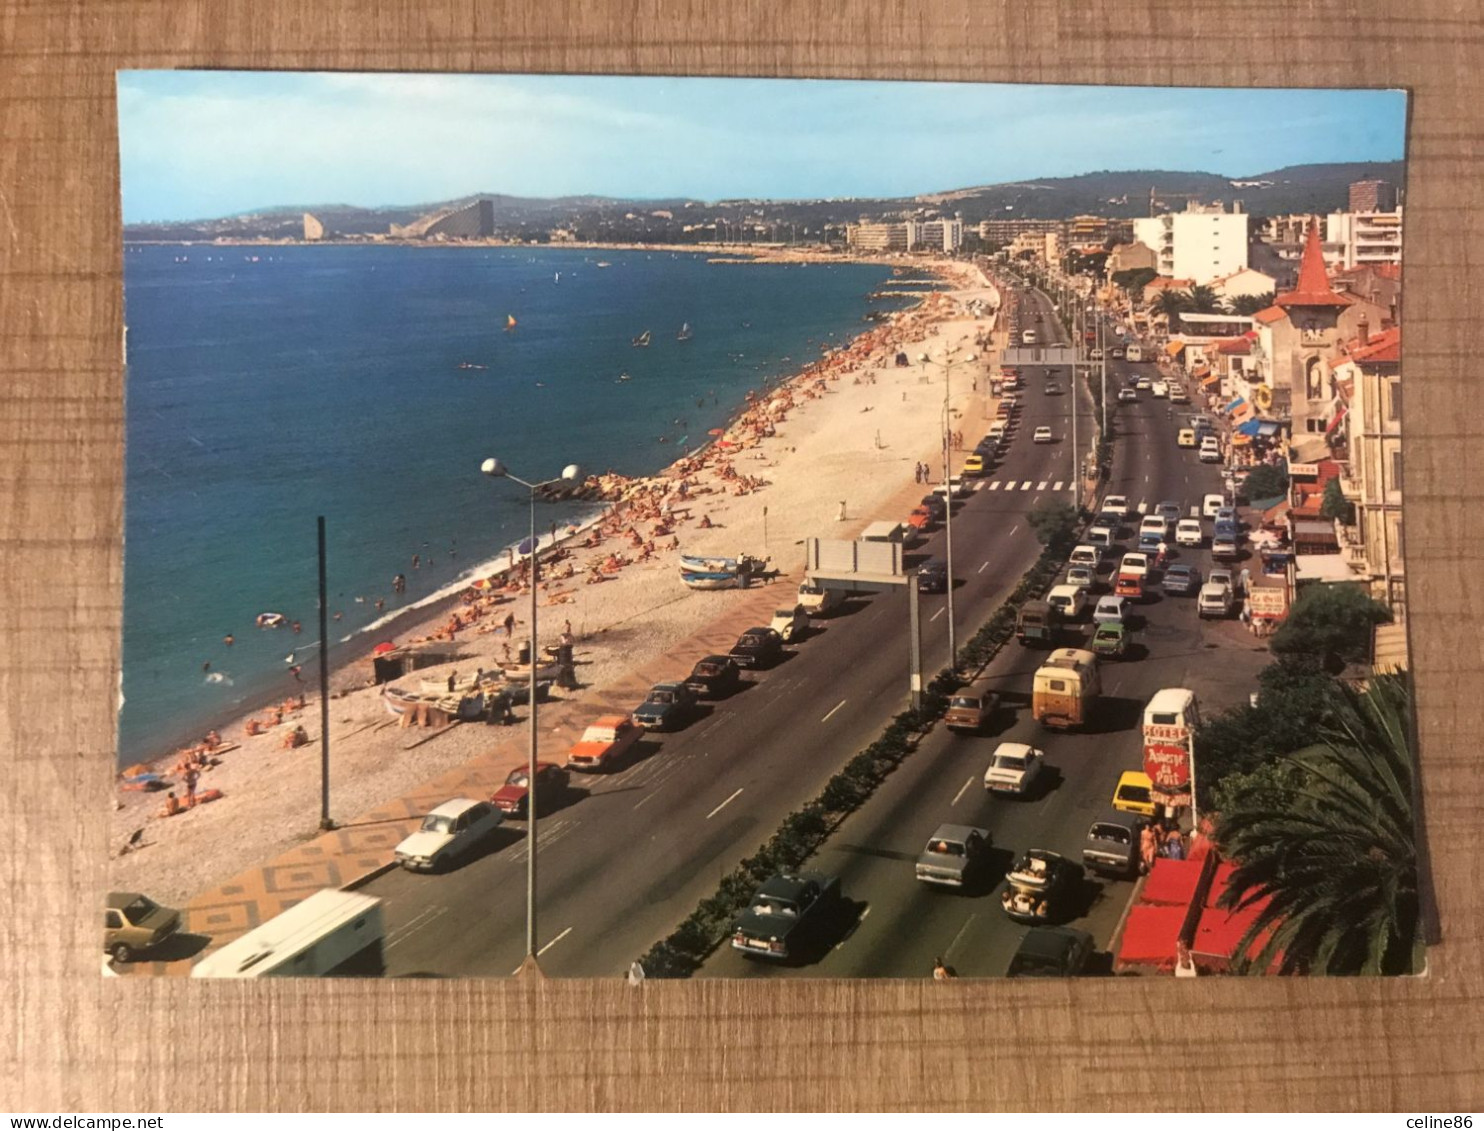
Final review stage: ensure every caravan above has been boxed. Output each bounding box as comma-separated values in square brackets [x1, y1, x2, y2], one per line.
[191, 889, 384, 978]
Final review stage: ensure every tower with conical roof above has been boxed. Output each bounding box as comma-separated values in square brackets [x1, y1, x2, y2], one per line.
[1276, 221, 1352, 409]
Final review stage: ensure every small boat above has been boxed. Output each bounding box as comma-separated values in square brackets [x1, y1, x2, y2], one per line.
[678, 553, 766, 578]
[677, 322, 693, 342]
[256, 612, 285, 628]
[681, 570, 744, 591]
[457, 361, 488, 370]
[616, 372, 631, 383]
[632, 330, 652, 347]
[505, 314, 518, 332]
[554, 272, 560, 283]
[596, 261, 612, 268]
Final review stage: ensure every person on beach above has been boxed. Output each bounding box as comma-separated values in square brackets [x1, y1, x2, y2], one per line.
[159, 791, 181, 818]
[291, 620, 301, 634]
[205, 729, 221, 750]
[412, 554, 420, 569]
[183, 766, 199, 808]
[503, 612, 516, 637]
[289, 665, 304, 683]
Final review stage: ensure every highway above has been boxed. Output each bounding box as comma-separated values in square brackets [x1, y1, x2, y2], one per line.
[368, 276, 1267, 979]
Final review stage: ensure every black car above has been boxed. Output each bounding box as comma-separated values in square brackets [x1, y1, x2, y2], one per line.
[731, 871, 840, 962]
[1000, 849, 1082, 924]
[632, 680, 699, 730]
[918, 493, 947, 519]
[917, 557, 950, 593]
[1162, 563, 1201, 595]
[1006, 926, 1095, 978]
[684, 654, 741, 698]
[728, 627, 784, 669]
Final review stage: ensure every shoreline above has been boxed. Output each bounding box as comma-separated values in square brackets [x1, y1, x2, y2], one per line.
[111, 257, 1003, 905]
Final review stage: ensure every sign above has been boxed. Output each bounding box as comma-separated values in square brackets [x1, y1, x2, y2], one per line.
[1288, 462, 1320, 478]
[1247, 587, 1289, 619]
[1143, 742, 1191, 791]
[1142, 723, 1189, 742]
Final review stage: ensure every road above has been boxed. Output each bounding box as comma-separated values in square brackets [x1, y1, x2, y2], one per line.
[699, 280, 1273, 978]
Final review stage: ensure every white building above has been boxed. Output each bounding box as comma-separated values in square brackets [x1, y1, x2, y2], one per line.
[1133, 203, 1249, 286]
[1207, 267, 1276, 303]
[847, 218, 963, 254]
[1325, 208, 1403, 269]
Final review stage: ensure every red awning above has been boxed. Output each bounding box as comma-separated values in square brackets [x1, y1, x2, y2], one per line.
[1141, 858, 1205, 906]
[1193, 866, 1281, 972]
[1117, 904, 1187, 969]
[1325, 405, 1349, 434]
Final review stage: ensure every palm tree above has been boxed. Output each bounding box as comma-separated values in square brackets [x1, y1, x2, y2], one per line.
[1183, 284, 1220, 314]
[1151, 289, 1188, 320]
[1228, 291, 1277, 316]
[1214, 673, 1420, 975]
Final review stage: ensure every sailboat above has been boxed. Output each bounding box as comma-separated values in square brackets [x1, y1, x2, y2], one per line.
[676, 322, 693, 342]
[505, 314, 518, 332]
[631, 330, 652, 347]
[554, 272, 560, 283]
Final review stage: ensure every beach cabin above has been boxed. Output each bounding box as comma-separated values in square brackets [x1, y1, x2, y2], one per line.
[1032, 648, 1101, 730]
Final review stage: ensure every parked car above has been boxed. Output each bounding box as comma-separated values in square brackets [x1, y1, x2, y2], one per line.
[105, 892, 181, 963]
[1006, 926, 1094, 977]
[907, 506, 935, 532]
[1162, 564, 1201, 596]
[1175, 518, 1204, 547]
[945, 691, 1000, 733]
[685, 654, 741, 698]
[797, 580, 844, 616]
[916, 824, 994, 888]
[1102, 494, 1131, 518]
[918, 493, 947, 520]
[768, 605, 810, 644]
[1198, 581, 1235, 618]
[1117, 387, 1138, 403]
[917, 557, 950, 593]
[962, 452, 987, 477]
[567, 715, 644, 772]
[1112, 771, 1158, 817]
[932, 477, 973, 500]
[1033, 426, 1054, 443]
[491, 761, 570, 818]
[731, 872, 839, 961]
[1089, 620, 1131, 660]
[1092, 595, 1130, 625]
[983, 741, 1046, 796]
[1083, 811, 1148, 879]
[1001, 849, 1081, 923]
[729, 626, 784, 669]
[394, 798, 504, 872]
[632, 681, 700, 731]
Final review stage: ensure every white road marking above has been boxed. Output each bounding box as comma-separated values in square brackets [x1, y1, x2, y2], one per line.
[386, 905, 448, 949]
[821, 699, 847, 723]
[1020, 481, 1032, 491]
[988, 481, 1002, 491]
[1137, 500, 1149, 514]
[1052, 480, 1064, 491]
[1037, 480, 1048, 490]
[978, 560, 990, 574]
[1009, 524, 1019, 535]
[537, 926, 573, 957]
[929, 607, 945, 622]
[952, 776, 976, 806]
[706, 787, 744, 819]
[944, 914, 977, 959]
[1144, 474, 1151, 484]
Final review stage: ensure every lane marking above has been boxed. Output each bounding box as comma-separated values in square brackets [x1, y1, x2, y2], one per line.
[1037, 480, 1048, 490]
[988, 481, 1002, 491]
[537, 926, 573, 957]
[706, 787, 744, 819]
[1020, 481, 1032, 491]
[1009, 524, 1019, 535]
[1137, 500, 1149, 514]
[386, 906, 448, 949]
[1052, 480, 1064, 491]
[1144, 474, 1151, 484]
[821, 699, 847, 723]
[952, 776, 976, 806]
[944, 913, 977, 959]
[978, 560, 990, 574]
[929, 607, 945, 622]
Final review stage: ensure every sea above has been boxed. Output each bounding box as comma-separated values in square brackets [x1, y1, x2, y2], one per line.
[120, 244, 913, 767]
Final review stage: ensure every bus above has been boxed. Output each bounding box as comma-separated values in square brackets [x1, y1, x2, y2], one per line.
[191, 889, 385, 978]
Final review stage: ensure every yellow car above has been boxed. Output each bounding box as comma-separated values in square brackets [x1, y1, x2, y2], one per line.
[1112, 770, 1158, 817]
[1177, 428, 1196, 448]
[962, 453, 987, 476]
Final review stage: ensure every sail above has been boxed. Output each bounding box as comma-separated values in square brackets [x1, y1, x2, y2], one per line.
[506, 314, 518, 330]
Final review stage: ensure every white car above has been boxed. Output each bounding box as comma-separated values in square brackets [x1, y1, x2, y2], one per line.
[1169, 384, 1189, 404]
[1198, 582, 1235, 619]
[1119, 552, 1151, 576]
[1117, 388, 1138, 403]
[1065, 565, 1098, 591]
[1199, 438, 1222, 463]
[932, 476, 973, 499]
[1089, 348, 1104, 360]
[1047, 584, 1089, 621]
[983, 742, 1046, 796]
[1139, 514, 1168, 538]
[1033, 426, 1053, 444]
[394, 798, 504, 872]
[1151, 380, 1169, 398]
[1092, 595, 1130, 625]
[769, 605, 810, 643]
[1175, 518, 1204, 547]
[1202, 493, 1225, 518]
[1102, 495, 1131, 518]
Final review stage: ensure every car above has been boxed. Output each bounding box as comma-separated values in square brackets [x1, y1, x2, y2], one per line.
[1203, 493, 1226, 518]
[1157, 500, 1182, 525]
[796, 580, 845, 616]
[567, 714, 645, 772]
[1209, 567, 1237, 593]
[1065, 564, 1098, 591]
[1215, 505, 1239, 526]
[1083, 811, 1148, 879]
[731, 871, 840, 961]
[1162, 564, 1201, 595]
[1089, 620, 1131, 659]
[931, 476, 973, 500]
[1135, 376, 1152, 390]
[1151, 380, 1169, 398]
[1102, 495, 1131, 518]
[962, 452, 987, 477]
[632, 681, 700, 731]
[769, 605, 810, 644]
[1199, 581, 1235, 618]
[1199, 438, 1222, 463]
[1002, 393, 1020, 409]
[916, 824, 994, 887]
[1175, 518, 1204, 547]
[1092, 595, 1130, 625]
[1177, 428, 1197, 448]
[105, 892, 182, 963]
[1211, 534, 1241, 560]
[1110, 346, 1126, 360]
[1021, 329, 1038, 345]
[983, 741, 1046, 796]
[1006, 926, 1095, 977]
[917, 557, 950, 593]
[918, 493, 947, 520]
[906, 505, 935, 532]
[984, 422, 1008, 443]
[1089, 347, 1104, 360]
[394, 798, 504, 872]
[945, 691, 1000, 733]
[491, 761, 571, 817]
[1119, 551, 1150, 576]
[1112, 770, 1158, 818]
[729, 626, 784, 668]
[1001, 849, 1081, 923]
[1033, 426, 1054, 443]
[1086, 520, 1117, 550]
[1169, 384, 1189, 404]
[1043, 384, 1063, 396]
[1117, 388, 1138, 403]
[1046, 584, 1088, 621]
[1138, 531, 1167, 555]
[1139, 514, 1169, 539]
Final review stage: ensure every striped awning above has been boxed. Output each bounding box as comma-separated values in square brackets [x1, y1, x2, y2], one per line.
[1201, 373, 1220, 387]
[1224, 396, 1248, 414]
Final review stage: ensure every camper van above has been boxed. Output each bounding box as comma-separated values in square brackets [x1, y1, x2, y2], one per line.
[1032, 648, 1101, 730]
[860, 520, 911, 546]
[191, 889, 385, 979]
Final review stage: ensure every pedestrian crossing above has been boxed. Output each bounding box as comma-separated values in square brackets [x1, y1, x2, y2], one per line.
[985, 479, 1066, 492]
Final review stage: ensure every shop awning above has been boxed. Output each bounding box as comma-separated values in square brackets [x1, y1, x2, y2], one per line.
[1236, 419, 1263, 437]
[1373, 622, 1409, 674]
[1142, 859, 1205, 907]
[1117, 904, 1187, 969]
[1224, 396, 1247, 414]
[1201, 373, 1220, 387]
[1166, 340, 1185, 357]
[1192, 865, 1280, 973]
[1325, 405, 1349, 434]
[1257, 421, 1283, 437]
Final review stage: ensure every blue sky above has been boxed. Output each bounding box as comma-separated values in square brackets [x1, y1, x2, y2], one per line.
[117, 72, 1406, 224]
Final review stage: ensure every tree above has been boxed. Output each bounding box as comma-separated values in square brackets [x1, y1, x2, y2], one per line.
[1214, 673, 1419, 975]
[1228, 291, 1277, 316]
[1112, 267, 1157, 300]
[1242, 463, 1288, 501]
[1270, 583, 1393, 669]
[1151, 289, 1189, 319]
[1026, 499, 1080, 551]
[1183, 284, 1221, 314]
[1320, 477, 1356, 524]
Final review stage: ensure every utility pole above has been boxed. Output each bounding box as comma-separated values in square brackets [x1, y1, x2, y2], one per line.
[907, 574, 923, 710]
[1070, 300, 1079, 506]
[317, 516, 333, 831]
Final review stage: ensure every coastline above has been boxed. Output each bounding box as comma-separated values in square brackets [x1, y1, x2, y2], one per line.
[111, 257, 1003, 906]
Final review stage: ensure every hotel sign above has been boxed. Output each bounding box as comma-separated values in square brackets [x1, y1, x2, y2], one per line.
[1142, 723, 1189, 742]
[1143, 742, 1191, 791]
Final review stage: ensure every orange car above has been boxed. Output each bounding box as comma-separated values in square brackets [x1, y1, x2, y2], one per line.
[907, 506, 935, 531]
[567, 714, 643, 773]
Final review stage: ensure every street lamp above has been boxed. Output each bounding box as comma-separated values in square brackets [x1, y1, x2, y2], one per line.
[480, 455, 583, 965]
[918, 349, 977, 666]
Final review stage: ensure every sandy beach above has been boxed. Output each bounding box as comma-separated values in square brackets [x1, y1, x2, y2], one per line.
[109, 257, 1004, 905]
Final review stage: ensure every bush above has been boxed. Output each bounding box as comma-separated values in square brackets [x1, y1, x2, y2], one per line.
[1027, 499, 1081, 550]
[1243, 463, 1289, 501]
[1270, 583, 1393, 669]
[1320, 477, 1356, 524]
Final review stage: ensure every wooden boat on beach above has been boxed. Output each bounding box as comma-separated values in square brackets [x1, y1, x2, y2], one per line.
[678, 552, 766, 577]
[681, 570, 746, 591]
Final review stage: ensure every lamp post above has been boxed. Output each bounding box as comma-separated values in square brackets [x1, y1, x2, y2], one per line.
[480, 456, 583, 964]
[918, 349, 977, 666]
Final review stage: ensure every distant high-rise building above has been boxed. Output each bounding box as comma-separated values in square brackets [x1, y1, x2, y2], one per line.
[1348, 179, 1398, 213]
[303, 213, 325, 241]
[1131, 202, 1248, 285]
[847, 218, 961, 253]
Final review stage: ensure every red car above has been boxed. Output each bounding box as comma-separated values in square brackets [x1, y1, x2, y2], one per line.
[907, 506, 935, 531]
[491, 762, 570, 818]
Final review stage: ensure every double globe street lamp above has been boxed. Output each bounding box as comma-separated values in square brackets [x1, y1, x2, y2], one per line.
[480, 456, 583, 967]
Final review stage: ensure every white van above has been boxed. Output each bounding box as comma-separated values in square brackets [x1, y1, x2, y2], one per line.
[1144, 687, 1200, 733]
[1125, 344, 1144, 363]
[1047, 584, 1089, 621]
[192, 890, 384, 978]
[861, 520, 910, 545]
[1202, 493, 1225, 518]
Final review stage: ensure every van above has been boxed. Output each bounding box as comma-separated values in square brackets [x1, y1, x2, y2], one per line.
[1046, 584, 1089, 622]
[860, 520, 910, 545]
[1125, 345, 1144, 362]
[1177, 428, 1196, 448]
[1202, 493, 1225, 518]
[191, 889, 385, 978]
[1016, 599, 1062, 647]
[1032, 648, 1101, 730]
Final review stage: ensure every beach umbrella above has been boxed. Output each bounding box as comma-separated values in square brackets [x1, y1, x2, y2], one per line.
[708, 428, 724, 436]
[518, 536, 538, 555]
[372, 641, 397, 655]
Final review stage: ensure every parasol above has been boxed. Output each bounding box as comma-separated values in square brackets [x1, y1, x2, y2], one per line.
[372, 641, 397, 655]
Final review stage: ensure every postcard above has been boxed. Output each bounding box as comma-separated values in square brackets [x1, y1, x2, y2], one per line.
[109, 73, 1414, 980]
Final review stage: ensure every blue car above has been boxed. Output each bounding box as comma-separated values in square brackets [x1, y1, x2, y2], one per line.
[1138, 531, 1163, 553]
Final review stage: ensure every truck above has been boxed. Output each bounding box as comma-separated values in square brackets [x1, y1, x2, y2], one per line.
[1016, 599, 1061, 647]
[1032, 648, 1101, 730]
[944, 691, 1000, 733]
[191, 889, 384, 978]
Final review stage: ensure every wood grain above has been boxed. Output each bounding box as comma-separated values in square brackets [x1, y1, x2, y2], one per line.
[2, 0, 1479, 1112]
